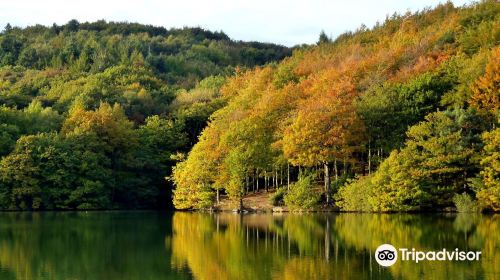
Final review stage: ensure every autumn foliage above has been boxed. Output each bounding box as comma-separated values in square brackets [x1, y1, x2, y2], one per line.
[172, 1, 499, 211]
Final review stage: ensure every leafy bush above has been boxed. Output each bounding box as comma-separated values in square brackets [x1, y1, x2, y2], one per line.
[453, 193, 480, 213]
[284, 174, 320, 210]
[269, 188, 287, 206]
[335, 176, 373, 212]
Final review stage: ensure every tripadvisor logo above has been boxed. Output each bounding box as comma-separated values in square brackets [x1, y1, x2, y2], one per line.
[374, 244, 482, 267]
[375, 244, 398, 267]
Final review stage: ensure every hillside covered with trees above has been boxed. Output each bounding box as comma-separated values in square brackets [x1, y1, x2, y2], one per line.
[0, 20, 291, 210]
[172, 1, 499, 212]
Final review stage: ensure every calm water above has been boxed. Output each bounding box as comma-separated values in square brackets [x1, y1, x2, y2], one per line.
[0, 212, 498, 280]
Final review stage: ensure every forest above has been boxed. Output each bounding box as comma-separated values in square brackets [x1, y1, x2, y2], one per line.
[0, 19, 291, 210]
[172, 0, 499, 212]
[0, 1, 498, 212]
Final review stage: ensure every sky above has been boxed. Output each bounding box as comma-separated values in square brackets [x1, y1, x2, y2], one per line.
[1, 0, 473, 46]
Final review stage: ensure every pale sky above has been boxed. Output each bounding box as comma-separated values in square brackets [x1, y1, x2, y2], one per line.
[1, 0, 472, 46]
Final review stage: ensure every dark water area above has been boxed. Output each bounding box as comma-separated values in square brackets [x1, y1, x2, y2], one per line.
[0, 211, 498, 280]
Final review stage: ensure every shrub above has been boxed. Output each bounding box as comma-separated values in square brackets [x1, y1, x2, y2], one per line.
[335, 176, 373, 212]
[284, 174, 320, 210]
[270, 188, 287, 206]
[453, 193, 480, 213]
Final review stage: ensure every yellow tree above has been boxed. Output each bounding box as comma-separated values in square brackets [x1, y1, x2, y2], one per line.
[469, 47, 499, 123]
[172, 125, 224, 209]
[281, 74, 365, 204]
[62, 102, 136, 153]
[172, 66, 277, 209]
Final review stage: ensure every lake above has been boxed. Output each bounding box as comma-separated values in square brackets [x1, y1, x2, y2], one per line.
[0, 211, 498, 280]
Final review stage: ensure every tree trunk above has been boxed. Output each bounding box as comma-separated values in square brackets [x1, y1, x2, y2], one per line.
[324, 162, 331, 205]
[256, 168, 259, 192]
[275, 170, 278, 189]
[252, 171, 255, 192]
[368, 141, 371, 175]
[267, 173, 270, 191]
[216, 188, 220, 205]
[333, 159, 338, 192]
[252, 170, 255, 193]
[245, 175, 249, 194]
[334, 159, 338, 181]
[265, 174, 268, 192]
[280, 168, 283, 186]
[287, 163, 290, 190]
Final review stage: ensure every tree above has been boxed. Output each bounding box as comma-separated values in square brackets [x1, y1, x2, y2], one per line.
[130, 116, 187, 207]
[317, 30, 331, 45]
[61, 102, 137, 208]
[367, 109, 486, 211]
[65, 19, 80, 32]
[357, 70, 454, 157]
[0, 138, 41, 210]
[469, 47, 499, 123]
[284, 173, 321, 210]
[3, 23, 12, 33]
[172, 125, 224, 209]
[0, 131, 115, 210]
[171, 75, 227, 145]
[0, 34, 23, 65]
[473, 125, 500, 211]
[281, 76, 365, 204]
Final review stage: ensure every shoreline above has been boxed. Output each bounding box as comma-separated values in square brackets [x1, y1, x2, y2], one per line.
[0, 208, 497, 214]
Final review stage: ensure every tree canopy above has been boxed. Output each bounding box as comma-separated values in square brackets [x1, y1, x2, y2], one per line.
[172, 1, 499, 211]
[0, 20, 291, 210]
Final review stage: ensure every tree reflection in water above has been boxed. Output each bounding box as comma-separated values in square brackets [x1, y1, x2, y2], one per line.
[0, 212, 496, 280]
[170, 213, 499, 280]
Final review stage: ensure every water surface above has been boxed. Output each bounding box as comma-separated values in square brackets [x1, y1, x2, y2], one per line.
[0, 212, 498, 280]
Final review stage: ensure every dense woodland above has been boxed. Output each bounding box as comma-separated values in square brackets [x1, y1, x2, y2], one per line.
[172, 1, 499, 212]
[0, 1, 498, 212]
[0, 20, 291, 210]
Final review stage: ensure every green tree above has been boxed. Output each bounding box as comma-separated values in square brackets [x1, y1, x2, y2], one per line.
[0, 137, 41, 210]
[473, 125, 500, 211]
[339, 109, 488, 211]
[317, 30, 331, 45]
[284, 173, 321, 210]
